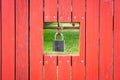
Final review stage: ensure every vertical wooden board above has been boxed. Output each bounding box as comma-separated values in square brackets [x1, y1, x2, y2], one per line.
[86, 0, 99, 80]
[2, 0, 15, 80]
[30, 0, 43, 80]
[16, 0, 28, 80]
[44, 0, 57, 79]
[72, 0, 85, 80]
[44, 0, 57, 22]
[114, 0, 120, 79]
[72, 0, 85, 21]
[44, 56, 56, 80]
[58, 0, 71, 80]
[58, 0, 71, 22]
[100, 0, 113, 80]
[0, 0, 2, 79]
[58, 56, 71, 80]
[72, 56, 84, 80]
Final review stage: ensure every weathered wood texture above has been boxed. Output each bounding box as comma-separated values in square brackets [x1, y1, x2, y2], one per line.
[72, 0, 85, 80]
[86, 0, 99, 80]
[2, 0, 15, 80]
[30, 0, 43, 80]
[0, 0, 119, 80]
[100, 0, 113, 80]
[16, 0, 29, 80]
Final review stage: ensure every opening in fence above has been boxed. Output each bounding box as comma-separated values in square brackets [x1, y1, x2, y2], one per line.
[43, 22, 80, 55]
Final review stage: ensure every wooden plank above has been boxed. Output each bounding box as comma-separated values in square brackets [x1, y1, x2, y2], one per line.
[44, 0, 57, 80]
[16, 0, 28, 80]
[58, 0, 71, 22]
[72, 0, 85, 79]
[30, 0, 43, 80]
[44, 27, 79, 29]
[2, 0, 15, 79]
[44, 56, 56, 80]
[114, 0, 120, 79]
[58, 0, 71, 80]
[86, 0, 99, 80]
[72, 0, 85, 22]
[0, 0, 2, 79]
[44, 0, 57, 22]
[100, 0, 113, 80]
[58, 56, 71, 80]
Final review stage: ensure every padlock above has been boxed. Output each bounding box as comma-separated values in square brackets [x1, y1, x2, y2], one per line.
[53, 32, 64, 52]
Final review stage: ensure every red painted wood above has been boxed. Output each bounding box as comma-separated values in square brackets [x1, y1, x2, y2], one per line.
[44, 0, 57, 22]
[58, 0, 71, 80]
[0, 1, 2, 79]
[30, 0, 43, 80]
[58, 0, 71, 22]
[100, 0, 113, 80]
[58, 56, 71, 80]
[86, 0, 99, 80]
[44, 0, 57, 80]
[72, 0, 85, 22]
[44, 56, 56, 80]
[16, 0, 28, 80]
[2, 0, 15, 79]
[114, 0, 120, 79]
[72, 0, 85, 80]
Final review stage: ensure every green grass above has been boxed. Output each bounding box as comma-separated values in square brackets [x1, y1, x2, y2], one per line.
[44, 30, 80, 54]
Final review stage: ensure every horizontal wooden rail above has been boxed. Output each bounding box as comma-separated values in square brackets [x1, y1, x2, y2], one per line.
[44, 27, 79, 29]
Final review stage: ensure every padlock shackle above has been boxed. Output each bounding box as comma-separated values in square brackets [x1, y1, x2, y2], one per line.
[54, 32, 64, 40]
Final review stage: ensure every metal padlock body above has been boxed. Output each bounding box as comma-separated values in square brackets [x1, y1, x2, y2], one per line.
[53, 32, 64, 52]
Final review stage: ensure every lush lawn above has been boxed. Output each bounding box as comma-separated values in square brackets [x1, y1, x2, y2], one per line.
[44, 29, 80, 54]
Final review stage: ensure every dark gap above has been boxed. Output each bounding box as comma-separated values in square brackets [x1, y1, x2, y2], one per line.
[70, 56, 72, 80]
[112, 0, 115, 80]
[0, 0, 2, 79]
[70, 0, 73, 79]
[57, 0, 59, 79]
[42, 55, 44, 80]
[56, 56, 58, 80]
[43, 0, 45, 23]
[71, 56, 72, 66]
[56, 56, 58, 66]
[14, 0, 16, 79]
[42, 0, 45, 79]
[43, 0, 44, 64]
[43, 0, 45, 66]
[43, 55, 44, 66]
[98, 0, 100, 80]
[57, 0, 59, 23]
[28, 0, 30, 80]
[85, 0, 87, 80]
[71, 0, 73, 22]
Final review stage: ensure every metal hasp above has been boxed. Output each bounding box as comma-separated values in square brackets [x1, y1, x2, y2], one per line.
[53, 32, 64, 52]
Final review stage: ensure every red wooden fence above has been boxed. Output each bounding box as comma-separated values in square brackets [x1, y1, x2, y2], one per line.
[0, 0, 120, 80]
